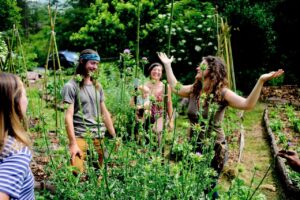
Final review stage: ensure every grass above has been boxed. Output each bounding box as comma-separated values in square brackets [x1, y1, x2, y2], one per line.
[219, 102, 284, 199]
[27, 81, 64, 132]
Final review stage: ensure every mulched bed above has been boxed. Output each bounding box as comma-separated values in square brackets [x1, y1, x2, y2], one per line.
[261, 85, 300, 108]
[263, 106, 300, 200]
[261, 85, 300, 200]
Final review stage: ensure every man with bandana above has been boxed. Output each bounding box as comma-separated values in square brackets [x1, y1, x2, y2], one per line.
[62, 49, 116, 174]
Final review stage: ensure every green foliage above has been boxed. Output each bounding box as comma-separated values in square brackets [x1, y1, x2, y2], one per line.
[288, 169, 300, 189]
[219, 0, 276, 53]
[1, 28, 27, 79]
[285, 105, 300, 133]
[268, 104, 300, 155]
[0, 32, 8, 68]
[24, 23, 51, 67]
[293, 120, 300, 133]
[54, 1, 92, 51]
[70, 1, 127, 57]
[269, 119, 283, 132]
[21, 42, 38, 71]
[0, 0, 21, 31]
[30, 48, 248, 199]
[223, 107, 241, 137]
[268, 74, 284, 86]
[69, 0, 216, 72]
[217, 0, 285, 91]
[149, 0, 217, 83]
[219, 177, 266, 200]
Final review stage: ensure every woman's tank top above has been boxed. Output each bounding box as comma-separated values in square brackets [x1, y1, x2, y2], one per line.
[187, 91, 228, 143]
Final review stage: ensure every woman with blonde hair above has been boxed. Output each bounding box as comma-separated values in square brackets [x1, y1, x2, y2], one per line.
[0, 72, 34, 200]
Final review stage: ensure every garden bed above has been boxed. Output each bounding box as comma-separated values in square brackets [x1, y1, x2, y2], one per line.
[261, 85, 300, 108]
[263, 105, 300, 200]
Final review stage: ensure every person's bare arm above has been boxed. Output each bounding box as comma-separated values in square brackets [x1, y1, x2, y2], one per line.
[100, 102, 116, 138]
[65, 103, 82, 164]
[0, 192, 9, 200]
[224, 69, 284, 110]
[158, 52, 193, 97]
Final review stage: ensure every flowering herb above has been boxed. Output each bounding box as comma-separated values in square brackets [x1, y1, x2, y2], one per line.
[123, 49, 131, 54]
[74, 74, 83, 83]
[200, 63, 207, 71]
[141, 57, 148, 65]
[175, 82, 183, 91]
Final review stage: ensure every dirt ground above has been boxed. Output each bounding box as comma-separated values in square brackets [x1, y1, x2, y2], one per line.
[219, 103, 286, 199]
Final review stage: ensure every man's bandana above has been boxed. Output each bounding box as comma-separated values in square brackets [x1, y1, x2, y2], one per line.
[79, 54, 100, 61]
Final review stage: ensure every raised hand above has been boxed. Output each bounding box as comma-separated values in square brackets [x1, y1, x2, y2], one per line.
[157, 52, 174, 66]
[260, 69, 284, 82]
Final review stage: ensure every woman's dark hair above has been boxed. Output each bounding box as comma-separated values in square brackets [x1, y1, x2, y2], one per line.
[75, 49, 100, 89]
[147, 62, 163, 79]
[192, 56, 228, 102]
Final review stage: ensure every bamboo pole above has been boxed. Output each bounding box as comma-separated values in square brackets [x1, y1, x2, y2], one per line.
[167, 0, 174, 56]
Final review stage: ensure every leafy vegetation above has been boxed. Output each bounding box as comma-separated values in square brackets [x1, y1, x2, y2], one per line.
[268, 105, 300, 190]
[2, 0, 298, 88]
[0, 1, 297, 199]
[26, 58, 267, 199]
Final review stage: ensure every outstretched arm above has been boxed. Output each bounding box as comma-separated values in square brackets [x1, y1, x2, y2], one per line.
[158, 52, 193, 97]
[224, 69, 284, 110]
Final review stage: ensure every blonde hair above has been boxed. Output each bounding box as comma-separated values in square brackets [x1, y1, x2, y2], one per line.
[0, 72, 30, 152]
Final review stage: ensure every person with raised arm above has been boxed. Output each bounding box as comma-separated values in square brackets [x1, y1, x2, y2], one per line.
[158, 52, 284, 197]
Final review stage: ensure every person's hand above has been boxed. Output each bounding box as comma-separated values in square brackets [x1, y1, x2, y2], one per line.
[157, 52, 173, 66]
[277, 150, 300, 172]
[69, 143, 82, 165]
[260, 69, 284, 82]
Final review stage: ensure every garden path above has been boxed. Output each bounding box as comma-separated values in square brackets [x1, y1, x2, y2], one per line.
[219, 103, 285, 199]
